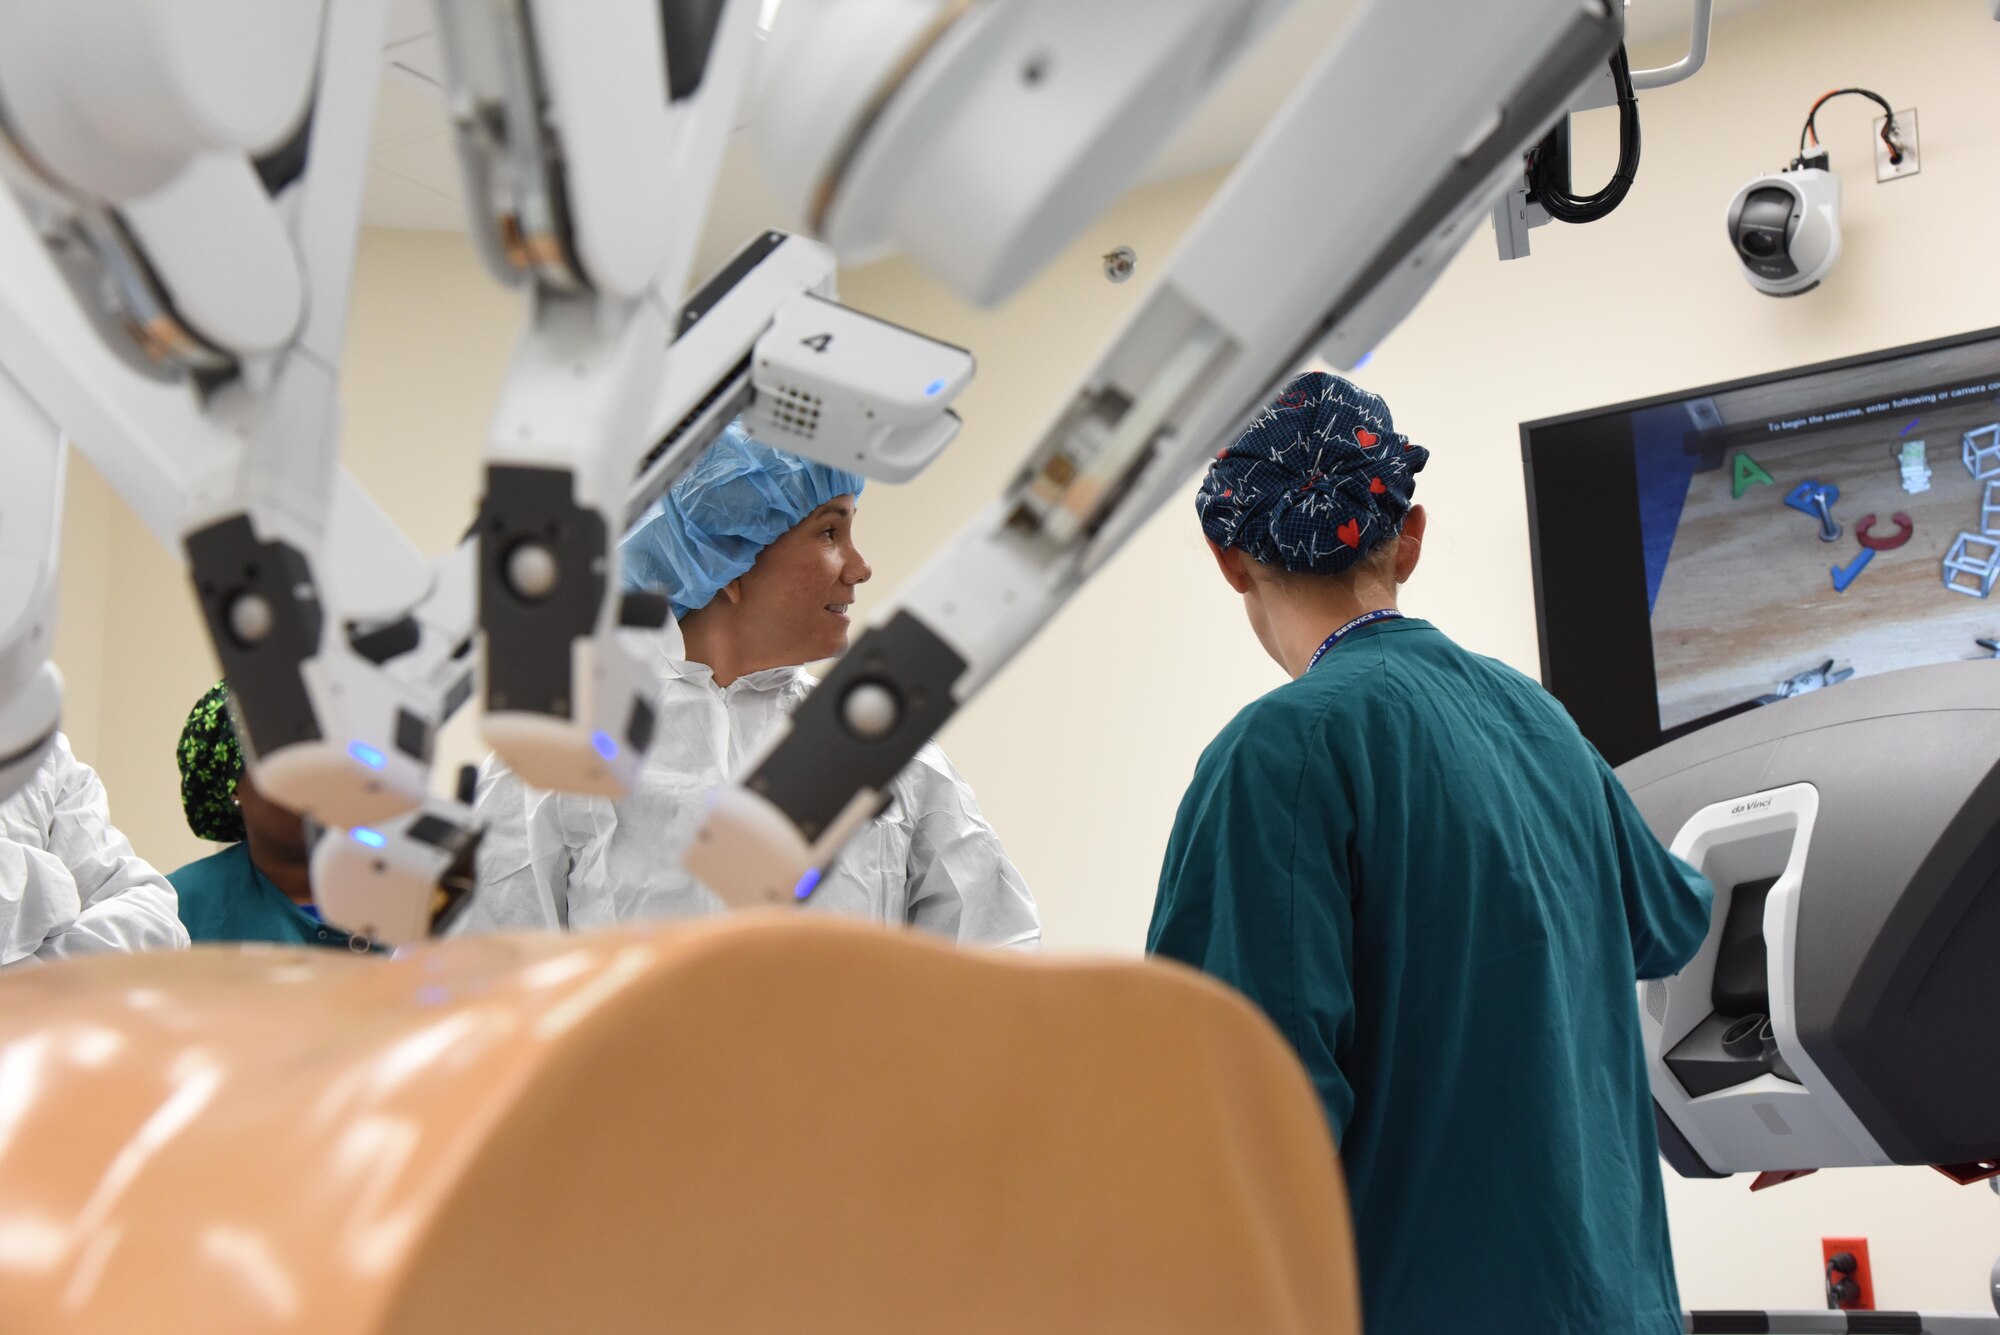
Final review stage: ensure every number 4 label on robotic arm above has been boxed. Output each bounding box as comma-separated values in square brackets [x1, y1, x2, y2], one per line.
[744, 294, 974, 485]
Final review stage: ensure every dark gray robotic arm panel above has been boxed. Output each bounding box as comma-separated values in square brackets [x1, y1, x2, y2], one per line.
[1616, 662, 2000, 1167]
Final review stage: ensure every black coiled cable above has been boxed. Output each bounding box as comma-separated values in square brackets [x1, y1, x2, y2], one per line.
[1527, 44, 1642, 225]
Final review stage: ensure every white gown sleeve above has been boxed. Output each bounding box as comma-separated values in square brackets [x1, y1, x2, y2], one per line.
[450, 755, 572, 933]
[898, 744, 1041, 950]
[31, 736, 187, 960]
[0, 839, 83, 967]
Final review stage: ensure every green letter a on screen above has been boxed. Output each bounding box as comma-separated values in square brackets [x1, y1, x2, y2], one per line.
[1733, 452, 1774, 499]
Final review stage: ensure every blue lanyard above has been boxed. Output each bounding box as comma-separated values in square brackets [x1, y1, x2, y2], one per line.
[1306, 610, 1404, 672]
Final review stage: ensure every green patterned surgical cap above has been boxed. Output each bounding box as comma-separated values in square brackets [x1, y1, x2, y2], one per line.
[177, 680, 246, 843]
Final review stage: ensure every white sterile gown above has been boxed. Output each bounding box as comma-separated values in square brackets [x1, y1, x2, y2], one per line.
[0, 733, 188, 966]
[455, 628, 1040, 948]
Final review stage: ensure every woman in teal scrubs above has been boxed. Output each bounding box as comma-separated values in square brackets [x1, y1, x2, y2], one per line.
[1149, 371, 1714, 1335]
[168, 682, 373, 951]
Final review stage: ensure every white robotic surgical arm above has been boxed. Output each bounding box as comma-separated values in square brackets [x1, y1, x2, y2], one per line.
[306, 221, 978, 949]
[0, 0, 1617, 939]
[0, 0, 460, 826]
[687, 0, 1625, 904]
[0, 373, 64, 799]
[750, 0, 1296, 309]
[432, 0, 978, 808]
[633, 227, 975, 521]
[431, 0, 763, 801]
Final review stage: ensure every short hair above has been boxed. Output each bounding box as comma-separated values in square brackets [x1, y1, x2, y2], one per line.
[1247, 528, 1401, 588]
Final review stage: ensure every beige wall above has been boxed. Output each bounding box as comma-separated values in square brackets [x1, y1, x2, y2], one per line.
[45, 0, 2000, 1310]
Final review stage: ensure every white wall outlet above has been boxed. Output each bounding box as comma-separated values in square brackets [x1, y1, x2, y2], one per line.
[1875, 108, 1920, 182]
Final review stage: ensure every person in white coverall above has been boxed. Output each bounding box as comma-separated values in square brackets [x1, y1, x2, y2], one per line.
[0, 733, 188, 965]
[455, 423, 1040, 949]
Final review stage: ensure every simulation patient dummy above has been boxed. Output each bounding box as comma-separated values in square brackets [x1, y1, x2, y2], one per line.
[457, 423, 1039, 948]
[0, 913, 1357, 1333]
[1148, 371, 1714, 1335]
[167, 681, 378, 951]
[0, 733, 186, 965]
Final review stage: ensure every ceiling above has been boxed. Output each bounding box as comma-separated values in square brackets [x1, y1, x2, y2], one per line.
[362, 0, 1778, 252]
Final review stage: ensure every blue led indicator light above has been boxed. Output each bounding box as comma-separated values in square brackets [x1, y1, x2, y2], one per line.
[349, 742, 387, 771]
[924, 378, 946, 397]
[793, 868, 822, 901]
[1352, 350, 1374, 370]
[592, 731, 619, 761]
[350, 827, 387, 849]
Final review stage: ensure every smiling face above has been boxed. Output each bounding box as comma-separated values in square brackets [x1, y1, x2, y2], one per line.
[729, 496, 873, 665]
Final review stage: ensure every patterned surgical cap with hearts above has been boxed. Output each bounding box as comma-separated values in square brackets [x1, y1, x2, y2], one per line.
[1196, 370, 1429, 576]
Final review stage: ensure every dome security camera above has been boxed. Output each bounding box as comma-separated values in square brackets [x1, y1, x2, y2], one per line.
[1726, 157, 1841, 297]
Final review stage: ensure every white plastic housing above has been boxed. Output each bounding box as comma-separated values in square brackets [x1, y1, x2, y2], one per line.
[254, 739, 428, 831]
[250, 633, 436, 829]
[1728, 166, 1841, 298]
[440, 0, 757, 297]
[752, 0, 1289, 306]
[481, 632, 654, 798]
[628, 231, 841, 517]
[749, 0, 1019, 268]
[119, 153, 306, 356]
[743, 294, 971, 483]
[1641, 784, 1891, 1172]
[521, 0, 679, 296]
[312, 821, 440, 947]
[683, 786, 818, 909]
[0, 0, 323, 200]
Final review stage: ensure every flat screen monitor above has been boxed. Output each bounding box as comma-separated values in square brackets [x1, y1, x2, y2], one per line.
[1523, 325, 2000, 766]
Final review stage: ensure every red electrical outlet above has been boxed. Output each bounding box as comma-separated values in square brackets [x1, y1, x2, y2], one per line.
[1822, 1236, 1875, 1311]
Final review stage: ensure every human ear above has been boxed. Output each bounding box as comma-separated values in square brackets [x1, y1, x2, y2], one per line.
[1206, 538, 1255, 595]
[1394, 505, 1426, 584]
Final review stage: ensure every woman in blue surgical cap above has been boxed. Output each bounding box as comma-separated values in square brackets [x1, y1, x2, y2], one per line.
[1147, 371, 1712, 1335]
[456, 422, 1039, 948]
